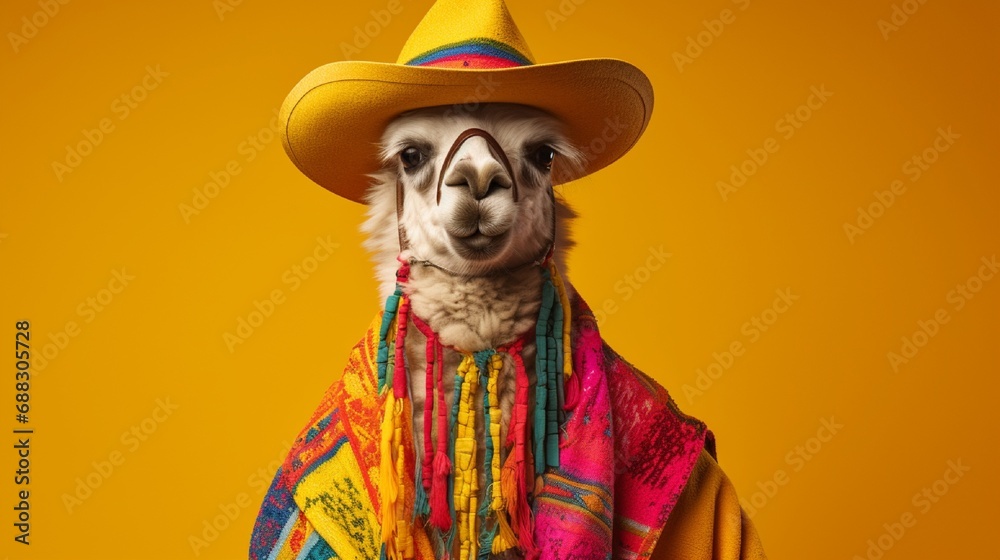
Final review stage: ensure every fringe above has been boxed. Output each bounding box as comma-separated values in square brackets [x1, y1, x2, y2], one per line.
[454, 356, 481, 560]
[378, 258, 573, 557]
[377, 289, 401, 393]
[429, 445, 452, 531]
[414, 463, 430, 520]
[395, 398, 414, 558]
[380, 392, 400, 558]
[506, 348, 537, 557]
[422, 329, 436, 488]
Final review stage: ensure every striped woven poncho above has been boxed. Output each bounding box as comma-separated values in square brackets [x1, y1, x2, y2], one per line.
[249, 291, 712, 560]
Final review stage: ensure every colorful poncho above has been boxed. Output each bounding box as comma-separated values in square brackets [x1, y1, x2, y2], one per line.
[249, 291, 713, 559]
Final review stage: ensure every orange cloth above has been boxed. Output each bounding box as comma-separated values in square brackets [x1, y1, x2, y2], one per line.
[653, 451, 768, 560]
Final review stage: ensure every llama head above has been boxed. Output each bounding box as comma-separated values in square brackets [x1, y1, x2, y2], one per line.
[362, 103, 582, 299]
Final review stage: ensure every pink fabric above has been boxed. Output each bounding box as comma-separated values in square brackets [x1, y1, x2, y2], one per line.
[533, 295, 712, 559]
[249, 293, 712, 560]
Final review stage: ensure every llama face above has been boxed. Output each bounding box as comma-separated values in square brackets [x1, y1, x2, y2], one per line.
[371, 103, 582, 276]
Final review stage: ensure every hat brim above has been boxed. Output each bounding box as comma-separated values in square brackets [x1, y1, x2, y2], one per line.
[280, 59, 653, 203]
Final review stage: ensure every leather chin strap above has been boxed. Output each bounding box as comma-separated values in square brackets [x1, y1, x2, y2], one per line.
[395, 127, 556, 277]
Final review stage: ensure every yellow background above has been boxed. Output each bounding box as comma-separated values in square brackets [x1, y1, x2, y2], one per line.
[2, 0, 997, 558]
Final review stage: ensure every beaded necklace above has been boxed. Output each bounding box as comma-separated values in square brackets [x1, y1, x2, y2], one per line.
[375, 256, 573, 560]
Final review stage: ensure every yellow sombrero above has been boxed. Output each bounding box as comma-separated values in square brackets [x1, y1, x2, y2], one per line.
[280, 0, 654, 203]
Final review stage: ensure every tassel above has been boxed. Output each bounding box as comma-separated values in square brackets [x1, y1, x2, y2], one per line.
[492, 508, 518, 554]
[506, 348, 537, 557]
[379, 261, 411, 392]
[395, 398, 414, 558]
[429, 442, 453, 530]
[412, 316, 452, 531]
[422, 331, 436, 492]
[486, 353, 504, 513]
[545, 300, 560, 468]
[393, 296, 411, 399]
[386, 297, 412, 560]
[473, 351, 497, 516]
[444, 359, 464, 553]
[550, 271, 566, 428]
[478, 522, 498, 560]
[454, 356, 481, 560]
[432, 334, 453, 531]
[476, 351, 503, 554]
[548, 261, 573, 379]
[534, 271, 555, 475]
[413, 463, 429, 519]
[380, 393, 400, 559]
[377, 291, 401, 393]
[415, 317, 436, 521]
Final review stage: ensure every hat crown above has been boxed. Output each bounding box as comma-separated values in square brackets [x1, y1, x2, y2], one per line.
[397, 0, 536, 68]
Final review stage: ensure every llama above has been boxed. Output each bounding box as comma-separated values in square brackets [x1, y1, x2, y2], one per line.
[362, 104, 579, 460]
[250, 103, 766, 560]
[251, 0, 767, 557]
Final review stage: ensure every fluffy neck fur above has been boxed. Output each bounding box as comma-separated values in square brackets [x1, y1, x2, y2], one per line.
[361, 170, 577, 349]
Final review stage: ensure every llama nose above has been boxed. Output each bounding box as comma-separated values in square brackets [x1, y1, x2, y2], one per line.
[443, 138, 513, 200]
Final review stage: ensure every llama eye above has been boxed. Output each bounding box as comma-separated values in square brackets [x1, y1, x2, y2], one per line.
[532, 145, 556, 171]
[400, 147, 426, 171]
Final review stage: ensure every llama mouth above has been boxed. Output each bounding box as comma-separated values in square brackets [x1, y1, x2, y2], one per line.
[452, 229, 509, 259]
